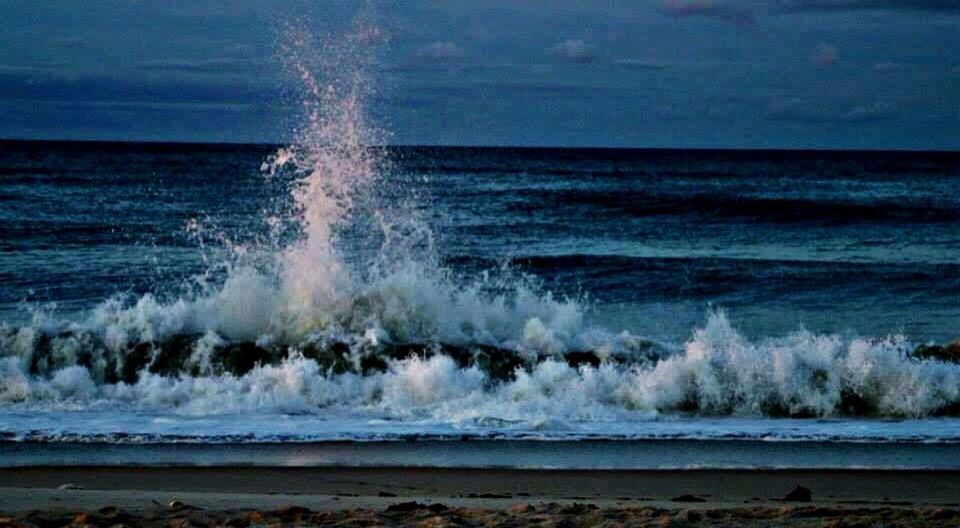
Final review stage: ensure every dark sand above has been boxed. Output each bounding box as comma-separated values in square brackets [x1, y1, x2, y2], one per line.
[1, 467, 959, 526]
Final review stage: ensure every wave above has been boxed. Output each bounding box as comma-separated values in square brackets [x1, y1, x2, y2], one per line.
[3, 306, 960, 420]
[504, 254, 960, 279]
[0, 174, 159, 186]
[498, 189, 957, 224]
[401, 146, 960, 181]
[435, 255, 960, 310]
[5, 410, 960, 444]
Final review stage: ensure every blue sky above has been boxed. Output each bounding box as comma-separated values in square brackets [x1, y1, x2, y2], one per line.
[1, 0, 958, 149]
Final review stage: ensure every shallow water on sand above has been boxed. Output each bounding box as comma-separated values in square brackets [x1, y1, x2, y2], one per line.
[3, 438, 960, 469]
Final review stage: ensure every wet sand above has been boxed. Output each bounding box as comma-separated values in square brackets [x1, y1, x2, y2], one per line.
[1, 467, 959, 526]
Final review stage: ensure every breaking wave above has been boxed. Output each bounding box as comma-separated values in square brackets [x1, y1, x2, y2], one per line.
[3, 308, 960, 421]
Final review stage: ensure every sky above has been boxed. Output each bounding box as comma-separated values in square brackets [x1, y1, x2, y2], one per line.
[0, 0, 958, 149]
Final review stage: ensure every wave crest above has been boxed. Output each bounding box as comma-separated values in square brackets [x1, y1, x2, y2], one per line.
[3, 311, 959, 420]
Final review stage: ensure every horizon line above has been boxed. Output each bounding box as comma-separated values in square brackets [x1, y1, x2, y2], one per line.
[1, 137, 959, 155]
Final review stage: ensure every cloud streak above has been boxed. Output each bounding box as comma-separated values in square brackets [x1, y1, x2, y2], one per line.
[873, 62, 906, 72]
[550, 39, 595, 63]
[765, 98, 898, 122]
[659, 0, 756, 26]
[135, 59, 267, 75]
[612, 58, 670, 70]
[777, 0, 960, 12]
[415, 41, 468, 62]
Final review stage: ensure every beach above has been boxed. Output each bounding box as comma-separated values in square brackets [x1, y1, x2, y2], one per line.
[1, 467, 959, 526]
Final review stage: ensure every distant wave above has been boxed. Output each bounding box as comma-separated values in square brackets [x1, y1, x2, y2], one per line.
[501, 254, 960, 277]
[400, 146, 960, 179]
[498, 189, 958, 224]
[0, 174, 159, 186]
[447, 254, 960, 302]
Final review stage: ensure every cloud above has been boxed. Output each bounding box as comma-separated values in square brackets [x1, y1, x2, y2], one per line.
[812, 43, 838, 68]
[659, 0, 756, 26]
[135, 58, 265, 74]
[0, 68, 275, 104]
[393, 41, 469, 72]
[550, 39, 595, 63]
[873, 61, 905, 72]
[765, 98, 818, 121]
[51, 36, 90, 48]
[612, 58, 669, 70]
[777, 0, 960, 12]
[414, 41, 468, 62]
[765, 98, 897, 122]
[0, 65, 65, 75]
[843, 101, 897, 121]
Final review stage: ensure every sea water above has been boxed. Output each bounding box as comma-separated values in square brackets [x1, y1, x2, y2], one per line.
[2, 19, 960, 466]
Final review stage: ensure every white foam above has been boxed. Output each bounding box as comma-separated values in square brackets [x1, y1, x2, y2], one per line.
[3, 311, 959, 427]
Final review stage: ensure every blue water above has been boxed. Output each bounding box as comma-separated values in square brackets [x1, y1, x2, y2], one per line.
[3, 439, 959, 469]
[2, 140, 960, 453]
[3, 141, 959, 341]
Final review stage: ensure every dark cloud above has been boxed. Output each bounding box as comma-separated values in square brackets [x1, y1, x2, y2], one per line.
[765, 98, 897, 122]
[0, 69, 275, 104]
[778, 0, 960, 12]
[659, 1, 756, 26]
[612, 59, 669, 70]
[135, 59, 266, 75]
[873, 62, 906, 72]
[843, 101, 898, 121]
[0, 65, 66, 75]
[812, 43, 838, 68]
[51, 36, 90, 48]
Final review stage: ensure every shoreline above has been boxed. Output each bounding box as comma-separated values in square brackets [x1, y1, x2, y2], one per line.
[2, 467, 959, 526]
[3, 467, 960, 505]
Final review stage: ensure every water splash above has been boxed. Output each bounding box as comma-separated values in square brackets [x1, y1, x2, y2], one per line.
[217, 17, 587, 348]
[267, 18, 390, 340]
[0, 15, 589, 361]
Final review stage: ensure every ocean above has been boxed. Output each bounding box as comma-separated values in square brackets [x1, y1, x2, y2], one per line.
[2, 139, 960, 463]
[2, 28, 960, 466]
